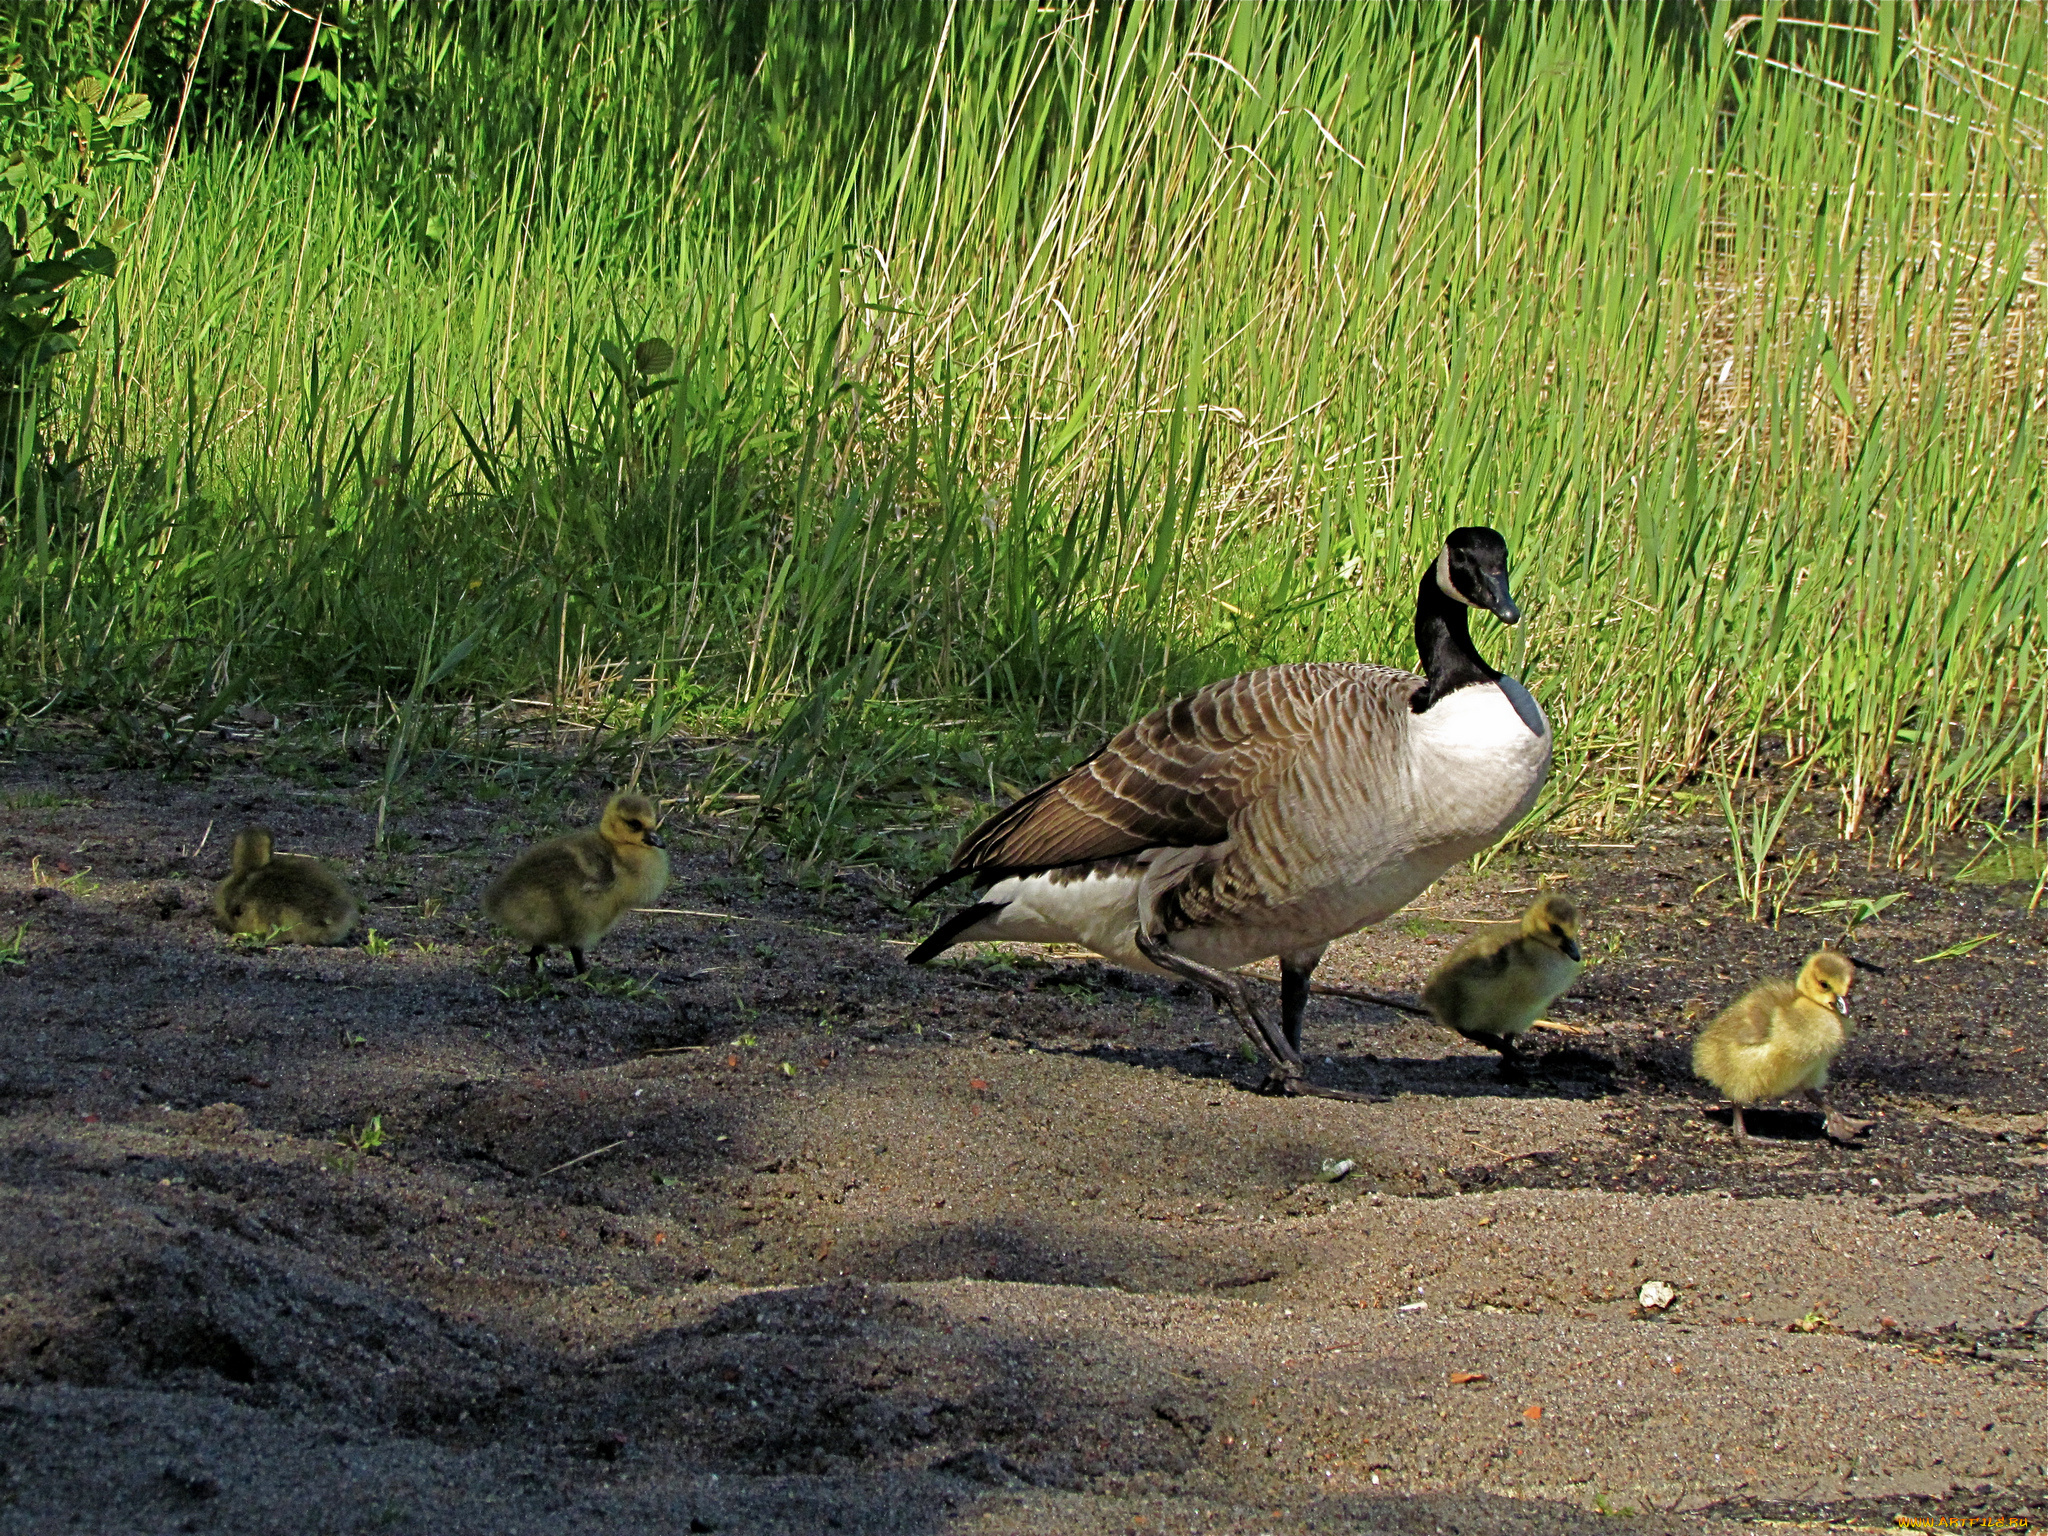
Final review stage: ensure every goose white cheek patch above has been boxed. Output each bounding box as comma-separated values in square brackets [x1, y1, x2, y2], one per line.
[1435, 546, 1479, 607]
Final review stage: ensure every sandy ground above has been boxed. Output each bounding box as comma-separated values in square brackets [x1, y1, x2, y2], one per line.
[1, 722, 2043, 1534]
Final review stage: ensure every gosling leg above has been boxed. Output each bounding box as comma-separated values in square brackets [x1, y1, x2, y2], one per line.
[1489, 1034, 1530, 1083]
[1729, 1103, 1750, 1144]
[1808, 1087, 1873, 1144]
[571, 946, 590, 976]
[526, 945, 547, 977]
[1456, 1028, 1529, 1083]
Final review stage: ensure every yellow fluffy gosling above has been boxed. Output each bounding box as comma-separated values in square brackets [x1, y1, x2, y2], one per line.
[1692, 950, 1872, 1144]
[214, 827, 361, 945]
[484, 792, 669, 975]
[1420, 893, 1584, 1077]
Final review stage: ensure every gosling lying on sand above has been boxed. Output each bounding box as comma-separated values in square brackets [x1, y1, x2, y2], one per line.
[214, 828, 360, 945]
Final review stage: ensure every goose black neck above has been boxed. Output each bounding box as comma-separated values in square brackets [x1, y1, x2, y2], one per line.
[1410, 568, 1500, 713]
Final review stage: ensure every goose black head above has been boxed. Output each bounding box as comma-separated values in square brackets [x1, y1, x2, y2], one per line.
[1434, 526, 1520, 625]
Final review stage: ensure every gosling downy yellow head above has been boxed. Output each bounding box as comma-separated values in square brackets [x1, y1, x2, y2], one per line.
[1419, 893, 1584, 1077]
[213, 827, 361, 945]
[483, 791, 669, 975]
[1692, 949, 1871, 1144]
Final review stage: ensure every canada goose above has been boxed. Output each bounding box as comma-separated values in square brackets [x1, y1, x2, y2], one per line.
[908, 526, 1550, 1098]
[1419, 894, 1584, 1077]
[483, 792, 669, 975]
[1692, 950, 1873, 1144]
[213, 827, 360, 945]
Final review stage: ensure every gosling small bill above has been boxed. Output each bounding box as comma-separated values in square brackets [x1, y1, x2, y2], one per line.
[1691, 949, 1873, 1145]
[1421, 893, 1584, 1077]
[214, 827, 361, 945]
[484, 792, 669, 975]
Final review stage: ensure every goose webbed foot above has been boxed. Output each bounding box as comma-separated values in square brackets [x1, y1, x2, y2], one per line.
[1245, 1059, 1370, 1102]
[1808, 1088, 1873, 1144]
[1281, 1076, 1373, 1103]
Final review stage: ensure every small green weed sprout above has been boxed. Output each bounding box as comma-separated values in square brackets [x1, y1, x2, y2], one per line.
[328, 1115, 389, 1173]
[1794, 892, 1906, 937]
[29, 857, 98, 896]
[1914, 934, 2000, 965]
[585, 971, 661, 1000]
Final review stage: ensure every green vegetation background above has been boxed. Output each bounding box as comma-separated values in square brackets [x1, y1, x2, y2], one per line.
[3, 0, 2044, 869]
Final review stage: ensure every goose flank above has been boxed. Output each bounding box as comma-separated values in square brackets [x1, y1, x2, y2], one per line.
[484, 792, 669, 976]
[909, 526, 1551, 1099]
[213, 827, 361, 945]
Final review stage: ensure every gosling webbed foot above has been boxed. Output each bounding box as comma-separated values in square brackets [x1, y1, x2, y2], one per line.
[1808, 1088, 1872, 1145]
[1824, 1113, 1875, 1144]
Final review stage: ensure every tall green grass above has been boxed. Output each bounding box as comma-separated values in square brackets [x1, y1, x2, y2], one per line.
[5, 1, 2044, 864]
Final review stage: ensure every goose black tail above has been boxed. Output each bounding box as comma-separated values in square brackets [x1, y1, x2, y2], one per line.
[906, 901, 1006, 965]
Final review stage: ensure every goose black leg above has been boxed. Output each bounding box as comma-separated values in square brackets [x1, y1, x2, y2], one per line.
[1807, 1087, 1872, 1144]
[1135, 931, 1365, 1102]
[1135, 929, 1292, 1071]
[1279, 959, 1313, 1058]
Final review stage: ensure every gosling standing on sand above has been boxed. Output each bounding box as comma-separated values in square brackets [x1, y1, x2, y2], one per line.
[1692, 949, 1873, 1145]
[484, 792, 669, 975]
[214, 827, 361, 945]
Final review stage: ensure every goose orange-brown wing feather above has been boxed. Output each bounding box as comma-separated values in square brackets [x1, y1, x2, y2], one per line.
[922, 664, 1366, 893]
